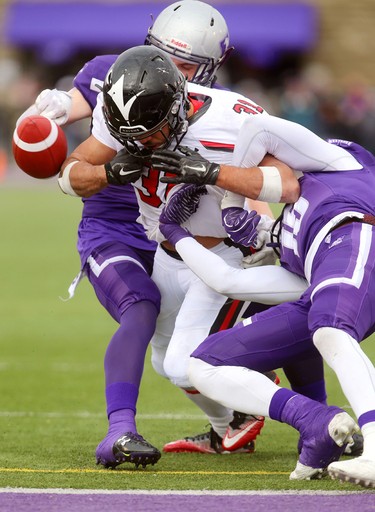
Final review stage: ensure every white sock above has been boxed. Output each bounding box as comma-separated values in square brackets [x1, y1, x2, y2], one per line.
[362, 422, 375, 459]
[188, 358, 279, 417]
[313, 327, 375, 418]
[183, 390, 232, 438]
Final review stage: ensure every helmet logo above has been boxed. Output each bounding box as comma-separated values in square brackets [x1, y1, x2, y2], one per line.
[123, 89, 145, 122]
[108, 74, 145, 123]
[168, 37, 192, 54]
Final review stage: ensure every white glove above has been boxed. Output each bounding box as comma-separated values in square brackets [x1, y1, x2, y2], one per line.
[35, 88, 72, 125]
[16, 104, 40, 126]
[254, 214, 275, 249]
[242, 239, 278, 267]
[242, 214, 278, 267]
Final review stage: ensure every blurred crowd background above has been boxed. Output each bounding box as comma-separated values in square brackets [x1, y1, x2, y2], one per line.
[1, 0, 375, 179]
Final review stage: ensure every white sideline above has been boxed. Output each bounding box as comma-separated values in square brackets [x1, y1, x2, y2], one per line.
[0, 488, 371, 495]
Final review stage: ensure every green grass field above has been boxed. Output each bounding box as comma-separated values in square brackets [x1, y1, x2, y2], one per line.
[0, 183, 374, 492]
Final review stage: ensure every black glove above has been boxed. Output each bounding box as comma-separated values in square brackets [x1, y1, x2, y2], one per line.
[152, 146, 220, 185]
[105, 149, 148, 185]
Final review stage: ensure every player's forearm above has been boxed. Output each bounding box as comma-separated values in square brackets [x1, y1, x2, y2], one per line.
[216, 163, 300, 204]
[215, 165, 262, 198]
[65, 88, 93, 125]
[59, 158, 108, 197]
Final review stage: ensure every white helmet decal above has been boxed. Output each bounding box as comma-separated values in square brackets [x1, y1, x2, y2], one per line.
[109, 74, 145, 122]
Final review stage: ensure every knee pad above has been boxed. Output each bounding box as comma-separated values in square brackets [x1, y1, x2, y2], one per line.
[163, 352, 191, 388]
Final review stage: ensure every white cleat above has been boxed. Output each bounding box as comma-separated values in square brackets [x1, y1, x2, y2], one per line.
[328, 412, 359, 447]
[290, 461, 326, 480]
[290, 410, 358, 481]
[328, 456, 375, 489]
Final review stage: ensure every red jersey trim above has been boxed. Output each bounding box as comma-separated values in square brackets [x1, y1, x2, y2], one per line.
[209, 299, 245, 334]
[199, 140, 235, 153]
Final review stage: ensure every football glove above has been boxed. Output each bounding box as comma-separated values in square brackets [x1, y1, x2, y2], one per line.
[35, 88, 72, 126]
[242, 215, 278, 267]
[222, 207, 261, 248]
[152, 146, 220, 185]
[161, 184, 208, 224]
[105, 149, 148, 185]
[158, 222, 192, 247]
[242, 243, 278, 267]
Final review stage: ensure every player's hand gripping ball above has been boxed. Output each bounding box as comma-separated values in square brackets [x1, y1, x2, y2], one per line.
[12, 115, 68, 179]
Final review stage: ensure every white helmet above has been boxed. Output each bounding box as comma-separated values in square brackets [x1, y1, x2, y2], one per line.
[145, 1, 232, 86]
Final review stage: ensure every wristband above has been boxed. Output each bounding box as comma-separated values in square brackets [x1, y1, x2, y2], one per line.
[58, 161, 80, 197]
[258, 166, 282, 203]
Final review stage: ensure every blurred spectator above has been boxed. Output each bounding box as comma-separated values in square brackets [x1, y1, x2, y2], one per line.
[277, 74, 322, 133]
[3, 49, 375, 178]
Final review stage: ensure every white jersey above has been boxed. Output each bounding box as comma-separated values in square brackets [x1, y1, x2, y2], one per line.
[233, 114, 362, 172]
[92, 83, 268, 241]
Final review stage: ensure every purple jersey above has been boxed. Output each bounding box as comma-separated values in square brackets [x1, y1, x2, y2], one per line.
[192, 141, 375, 395]
[73, 55, 156, 264]
[74, 55, 117, 109]
[279, 141, 375, 279]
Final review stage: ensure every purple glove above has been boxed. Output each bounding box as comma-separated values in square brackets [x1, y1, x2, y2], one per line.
[222, 207, 261, 247]
[161, 184, 208, 224]
[159, 184, 207, 246]
[159, 222, 191, 246]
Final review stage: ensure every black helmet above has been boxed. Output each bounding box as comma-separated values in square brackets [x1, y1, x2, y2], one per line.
[102, 45, 189, 153]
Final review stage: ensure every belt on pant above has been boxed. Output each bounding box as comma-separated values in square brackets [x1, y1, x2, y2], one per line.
[331, 214, 375, 232]
[160, 243, 183, 260]
[224, 237, 256, 256]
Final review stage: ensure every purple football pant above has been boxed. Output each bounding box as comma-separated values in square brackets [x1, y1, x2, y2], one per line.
[85, 241, 159, 324]
[192, 223, 375, 374]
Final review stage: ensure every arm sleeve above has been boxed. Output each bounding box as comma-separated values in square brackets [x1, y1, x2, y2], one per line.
[233, 115, 362, 172]
[174, 237, 308, 304]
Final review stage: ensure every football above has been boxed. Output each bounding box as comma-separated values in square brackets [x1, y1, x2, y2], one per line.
[12, 115, 68, 179]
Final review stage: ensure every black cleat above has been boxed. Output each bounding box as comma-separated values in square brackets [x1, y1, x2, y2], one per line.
[96, 432, 161, 469]
[344, 432, 364, 457]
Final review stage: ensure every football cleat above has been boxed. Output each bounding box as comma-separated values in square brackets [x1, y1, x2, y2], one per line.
[96, 432, 161, 469]
[163, 427, 255, 454]
[223, 371, 280, 451]
[328, 456, 375, 488]
[222, 371, 279, 451]
[297, 429, 363, 457]
[344, 432, 364, 456]
[290, 408, 359, 480]
[222, 412, 265, 451]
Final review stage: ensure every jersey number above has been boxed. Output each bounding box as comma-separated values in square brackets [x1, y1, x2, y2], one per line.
[137, 168, 174, 207]
[281, 198, 309, 256]
[233, 99, 264, 115]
